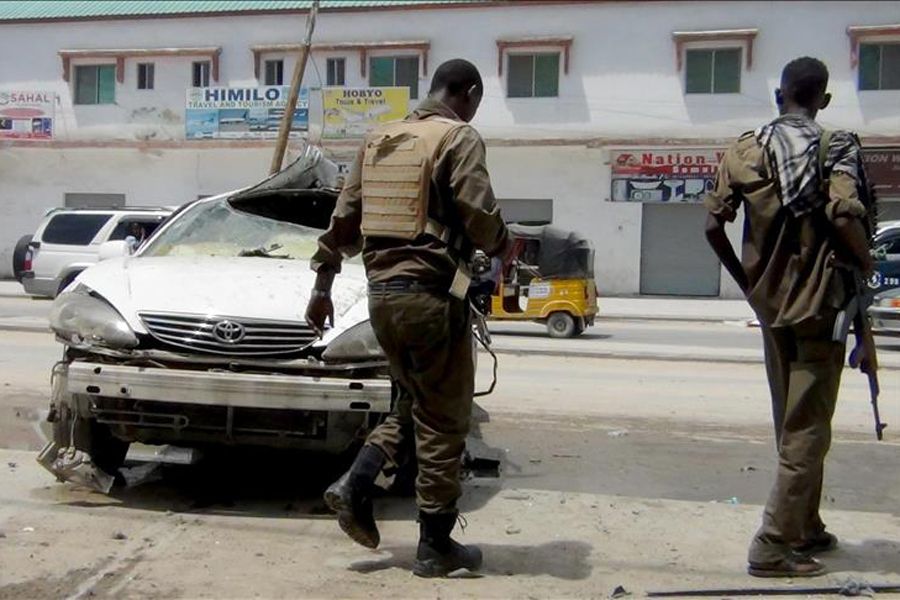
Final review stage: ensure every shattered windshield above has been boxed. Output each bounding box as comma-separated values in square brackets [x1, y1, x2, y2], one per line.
[140, 198, 323, 260]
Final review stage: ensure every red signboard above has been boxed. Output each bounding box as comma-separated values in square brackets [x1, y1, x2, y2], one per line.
[862, 148, 900, 198]
[611, 148, 725, 202]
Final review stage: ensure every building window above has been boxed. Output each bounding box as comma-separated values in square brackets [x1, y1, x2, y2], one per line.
[137, 63, 155, 90]
[369, 56, 419, 99]
[859, 42, 900, 90]
[507, 53, 559, 98]
[74, 64, 116, 105]
[192, 61, 211, 87]
[685, 48, 741, 94]
[264, 59, 284, 86]
[327, 57, 346, 86]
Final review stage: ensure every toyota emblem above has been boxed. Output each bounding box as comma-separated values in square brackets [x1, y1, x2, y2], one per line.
[212, 320, 246, 344]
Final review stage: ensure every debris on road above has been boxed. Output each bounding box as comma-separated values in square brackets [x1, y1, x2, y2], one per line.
[740, 465, 757, 472]
[22, 527, 34, 532]
[112, 531, 128, 540]
[608, 430, 629, 438]
[502, 491, 531, 501]
[610, 585, 632, 598]
[7, 461, 17, 469]
[552, 453, 581, 458]
[447, 568, 483, 579]
[505, 525, 521, 535]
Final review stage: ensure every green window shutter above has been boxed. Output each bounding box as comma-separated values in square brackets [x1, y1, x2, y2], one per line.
[74, 65, 98, 104]
[98, 65, 116, 104]
[507, 54, 534, 98]
[369, 56, 393, 87]
[395, 56, 419, 99]
[881, 43, 900, 90]
[685, 49, 713, 94]
[859, 44, 880, 90]
[713, 48, 741, 93]
[534, 53, 560, 97]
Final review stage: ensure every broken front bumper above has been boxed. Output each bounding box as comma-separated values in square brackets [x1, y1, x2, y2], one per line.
[67, 362, 392, 413]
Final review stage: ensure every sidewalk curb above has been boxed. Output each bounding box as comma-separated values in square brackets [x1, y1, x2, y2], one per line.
[0, 323, 50, 334]
[599, 315, 754, 324]
[483, 346, 900, 370]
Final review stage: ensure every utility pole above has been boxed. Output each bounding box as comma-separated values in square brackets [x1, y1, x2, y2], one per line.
[269, 0, 319, 175]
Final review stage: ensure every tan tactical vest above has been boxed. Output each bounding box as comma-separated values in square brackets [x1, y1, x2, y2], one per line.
[360, 116, 466, 242]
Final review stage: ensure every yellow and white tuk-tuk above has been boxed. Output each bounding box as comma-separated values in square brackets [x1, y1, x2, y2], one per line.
[490, 225, 598, 338]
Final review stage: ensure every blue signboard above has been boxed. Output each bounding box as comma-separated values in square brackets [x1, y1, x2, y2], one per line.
[185, 86, 308, 139]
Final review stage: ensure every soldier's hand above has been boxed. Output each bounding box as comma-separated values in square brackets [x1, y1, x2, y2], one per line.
[305, 293, 334, 338]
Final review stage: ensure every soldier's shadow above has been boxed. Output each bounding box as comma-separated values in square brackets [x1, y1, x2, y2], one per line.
[825, 539, 900, 575]
[346, 540, 593, 580]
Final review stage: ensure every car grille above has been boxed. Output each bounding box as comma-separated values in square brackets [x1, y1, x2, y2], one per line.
[139, 312, 317, 356]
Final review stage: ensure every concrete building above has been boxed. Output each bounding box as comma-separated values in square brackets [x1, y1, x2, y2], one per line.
[1, 0, 899, 296]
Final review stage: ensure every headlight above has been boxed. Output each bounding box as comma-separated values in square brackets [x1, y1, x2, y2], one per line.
[321, 320, 385, 362]
[49, 291, 139, 349]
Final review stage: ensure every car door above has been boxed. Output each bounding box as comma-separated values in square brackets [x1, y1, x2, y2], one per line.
[872, 229, 900, 294]
[32, 212, 113, 283]
[105, 214, 169, 250]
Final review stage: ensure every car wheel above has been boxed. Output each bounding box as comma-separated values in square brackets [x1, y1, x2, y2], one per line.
[53, 402, 129, 477]
[56, 271, 81, 296]
[12, 235, 32, 282]
[547, 312, 576, 338]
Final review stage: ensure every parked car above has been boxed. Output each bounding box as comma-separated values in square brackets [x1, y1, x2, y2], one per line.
[17, 206, 172, 298]
[870, 286, 900, 335]
[870, 220, 900, 295]
[38, 148, 394, 493]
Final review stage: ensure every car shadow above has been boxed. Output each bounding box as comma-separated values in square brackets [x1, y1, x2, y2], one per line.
[50, 409, 505, 521]
[345, 540, 594, 580]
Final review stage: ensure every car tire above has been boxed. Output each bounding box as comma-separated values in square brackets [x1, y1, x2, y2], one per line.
[12, 235, 32, 282]
[56, 271, 82, 296]
[547, 312, 576, 338]
[53, 402, 129, 477]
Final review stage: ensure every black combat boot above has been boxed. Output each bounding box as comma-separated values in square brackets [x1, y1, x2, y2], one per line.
[412, 511, 483, 578]
[323, 445, 386, 548]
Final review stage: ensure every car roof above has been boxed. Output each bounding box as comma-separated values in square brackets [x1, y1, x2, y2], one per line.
[43, 206, 174, 217]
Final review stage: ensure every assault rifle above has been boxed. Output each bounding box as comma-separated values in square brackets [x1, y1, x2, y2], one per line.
[822, 131, 885, 440]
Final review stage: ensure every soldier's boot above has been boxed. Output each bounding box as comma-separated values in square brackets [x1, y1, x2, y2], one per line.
[323, 445, 385, 549]
[412, 511, 483, 578]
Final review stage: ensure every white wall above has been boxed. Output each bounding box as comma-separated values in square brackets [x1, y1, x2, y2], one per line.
[1, 1, 898, 141]
[1, 1, 898, 290]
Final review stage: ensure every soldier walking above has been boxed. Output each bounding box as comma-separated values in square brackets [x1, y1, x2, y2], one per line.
[305, 59, 510, 578]
[704, 57, 875, 577]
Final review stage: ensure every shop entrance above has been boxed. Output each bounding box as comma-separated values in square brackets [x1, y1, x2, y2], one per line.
[639, 203, 720, 296]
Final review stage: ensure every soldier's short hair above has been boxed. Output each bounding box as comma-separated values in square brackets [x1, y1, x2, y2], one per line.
[781, 57, 829, 108]
[429, 59, 484, 96]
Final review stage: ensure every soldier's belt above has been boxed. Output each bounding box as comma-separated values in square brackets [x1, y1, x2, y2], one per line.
[368, 278, 450, 295]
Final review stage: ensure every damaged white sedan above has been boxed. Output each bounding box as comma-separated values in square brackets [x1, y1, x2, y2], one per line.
[38, 149, 393, 492]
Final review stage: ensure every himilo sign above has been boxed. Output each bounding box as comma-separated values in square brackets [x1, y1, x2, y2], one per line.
[185, 86, 309, 140]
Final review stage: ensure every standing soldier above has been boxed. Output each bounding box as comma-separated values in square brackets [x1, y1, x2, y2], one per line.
[704, 57, 875, 578]
[305, 59, 510, 578]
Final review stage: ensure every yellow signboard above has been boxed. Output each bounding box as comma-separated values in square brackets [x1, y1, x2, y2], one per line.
[323, 86, 410, 139]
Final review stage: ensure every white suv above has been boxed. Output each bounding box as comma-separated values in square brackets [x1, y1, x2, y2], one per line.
[19, 207, 172, 297]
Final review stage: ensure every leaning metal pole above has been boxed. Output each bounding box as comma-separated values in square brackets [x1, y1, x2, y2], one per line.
[269, 0, 319, 175]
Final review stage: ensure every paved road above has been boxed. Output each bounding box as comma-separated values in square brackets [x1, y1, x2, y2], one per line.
[1, 329, 899, 598]
[0, 295, 52, 320]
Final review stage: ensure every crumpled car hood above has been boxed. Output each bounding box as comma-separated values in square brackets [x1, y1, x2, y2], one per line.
[74, 255, 369, 342]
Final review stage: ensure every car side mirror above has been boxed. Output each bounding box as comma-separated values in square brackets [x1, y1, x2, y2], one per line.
[98, 240, 132, 261]
[872, 245, 888, 261]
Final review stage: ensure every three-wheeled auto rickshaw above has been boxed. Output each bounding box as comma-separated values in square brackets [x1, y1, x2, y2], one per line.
[489, 225, 598, 338]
